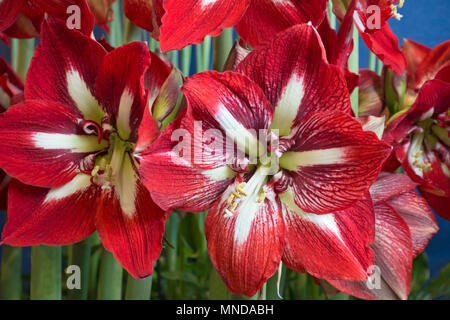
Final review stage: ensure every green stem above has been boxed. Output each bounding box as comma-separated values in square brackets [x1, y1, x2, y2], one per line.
[348, 25, 359, 116]
[0, 245, 22, 299]
[11, 38, 35, 81]
[88, 233, 101, 299]
[97, 250, 123, 300]
[166, 214, 180, 299]
[377, 59, 384, 75]
[67, 238, 91, 300]
[202, 36, 212, 71]
[30, 245, 61, 300]
[124, 18, 142, 43]
[327, 1, 337, 30]
[213, 28, 233, 72]
[109, 0, 123, 47]
[125, 274, 152, 300]
[181, 46, 193, 76]
[368, 52, 376, 71]
[195, 44, 203, 73]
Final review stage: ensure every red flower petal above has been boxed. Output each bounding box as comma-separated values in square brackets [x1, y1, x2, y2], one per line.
[420, 188, 450, 220]
[1, 176, 97, 246]
[401, 39, 431, 89]
[0, 57, 24, 111]
[415, 40, 450, 89]
[25, 18, 107, 123]
[235, 0, 327, 48]
[281, 190, 375, 281]
[140, 112, 236, 212]
[124, 0, 163, 36]
[159, 0, 251, 51]
[236, 24, 352, 136]
[0, 100, 108, 188]
[329, 202, 413, 300]
[358, 69, 384, 117]
[205, 181, 284, 297]
[95, 160, 169, 278]
[280, 112, 391, 214]
[0, 0, 26, 32]
[369, 172, 418, 204]
[94, 42, 151, 142]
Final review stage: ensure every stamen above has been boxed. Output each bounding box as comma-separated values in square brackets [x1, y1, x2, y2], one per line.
[230, 201, 238, 212]
[227, 194, 235, 205]
[257, 192, 266, 203]
[414, 150, 423, 158]
[232, 191, 241, 198]
[236, 182, 248, 196]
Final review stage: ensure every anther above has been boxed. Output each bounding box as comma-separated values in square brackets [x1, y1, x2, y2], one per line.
[230, 201, 238, 212]
[257, 192, 266, 203]
[414, 150, 423, 158]
[232, 191, 241, 198]
[227, 194, 235, 205]
[236, 182, 247, 196]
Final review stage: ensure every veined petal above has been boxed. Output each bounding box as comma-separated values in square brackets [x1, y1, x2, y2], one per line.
[415, 40, 450, 89]
[280, 112, 391, 214]
[402, 39, 431, 89]
[95, 160, 169, 279]
[182, 71, 273, 159]
[235, 0, 327, 48]
[236, 24, 351, 136]
[205, 180, 284, 297]
[281, 189, 375, 281]
[94, 42, 151, 141]
[124, 0, 163, 35]
[159, 0, 251, 51]
[1, 175, 97, 246]
[0, 0, 26, 32]
[25, 18, 106, 123]
[329, 202, 413, 300]
[369, 172, 418, 204]
[420, 189, 450, 220]
[139, 114, 237, 212]
[0, 100, 108, 188]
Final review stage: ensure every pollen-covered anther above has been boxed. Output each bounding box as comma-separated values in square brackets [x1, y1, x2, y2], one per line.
[414, 150, 423, 158]
[224, 182, 248, 217]
[391, 4, 403, 20]
[236, 182, 248, 196]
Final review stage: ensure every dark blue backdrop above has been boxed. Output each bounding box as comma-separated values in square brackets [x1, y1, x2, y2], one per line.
[0, 0, 449, 279]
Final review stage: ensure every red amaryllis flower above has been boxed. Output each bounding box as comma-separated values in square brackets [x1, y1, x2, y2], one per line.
[124, 0, 328, 52]
[384, 76, 450, 220]
[0, 0, 114, 41]
[0, 18, 174, 278]
[0, 57, 24, 210]
[333, 0, 406, 75]
[140, 24, 391, 296]
[327, 172, 438, 300]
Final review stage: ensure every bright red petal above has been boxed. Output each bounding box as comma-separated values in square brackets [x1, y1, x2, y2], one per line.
[415, 40, 450, 89]
[95, 169, 169, 279]
[329, 202, 413, 300]
[420, 188, 450, 221]
[159, 0, 250, 51]
[205, 181, 284, 297]
[94, 42, 151, 142]
[402, 39, 431, 89]
[235, 0, 327, 48]
[25, 18, 107, 123]
[0, 0, 26, 32]
[124, 0, 163, 36]
[1, 176, 97, 246]
[0, 100, 108, 188]
[236, 24, 352, 136]
[280, 112, 391, 214]
[281, 190, 375, 281]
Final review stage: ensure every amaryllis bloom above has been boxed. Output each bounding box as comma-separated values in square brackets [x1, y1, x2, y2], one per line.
[140, 24, 391, 296]
[0, 57, 24, 210]
[384, 77, 450, 220]
[333, 0, 406, 75]
[0, 18, 176, 278]
[124, 0, 328, 51]
[328, 172, 438, 300]
[0, 0, 114, 41]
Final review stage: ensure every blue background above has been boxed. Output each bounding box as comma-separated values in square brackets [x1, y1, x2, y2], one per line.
[0, 0, 449, 279]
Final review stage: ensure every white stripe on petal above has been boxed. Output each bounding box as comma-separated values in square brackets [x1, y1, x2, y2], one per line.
[202, 0, 218, 7]
[44, 174, 92, 203]
[280, 147, 349, 171]
[271, 73, 304, 136]
[32, 133, 108, 153]
[67, 70, 104, 122]
[117, 89, 134, 140]
[115, 154, 138, 218]
[202, 165, 236, 181]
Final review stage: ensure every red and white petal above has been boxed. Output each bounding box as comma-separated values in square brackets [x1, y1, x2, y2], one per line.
[205, 181, 285, 297]
[25, 18, 106, 123]
[94, 42, 151, 141]
[159, 0, 250, 52]
[146, 51, 172, 111]
[279, 112, 391, 214]
[95, 154, 169, 279]
[34, 0, 95, 36]
[0, 100, 108, 188]
[329, 202, 413, 300]
[236, 24, 351, 136]
[388, 190, 438, 257]
[1, 175, 97, 246]
[139, 114, 237, 212]
[182, 71, 273, 161]
[369, 172, 418, 205]
[281, 189, 375, 281]
[0, 0, 26, 32]
[235, 0, 327, 48]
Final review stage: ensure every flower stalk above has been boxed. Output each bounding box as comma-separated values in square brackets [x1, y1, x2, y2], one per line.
[349, 24, 359, 116]
[67, 237, 91, 300]
[213, 28, 233, 72]
[30, 245, 61, 300]
[125, 274, 152, 300]
[97, 250, 123, 300]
